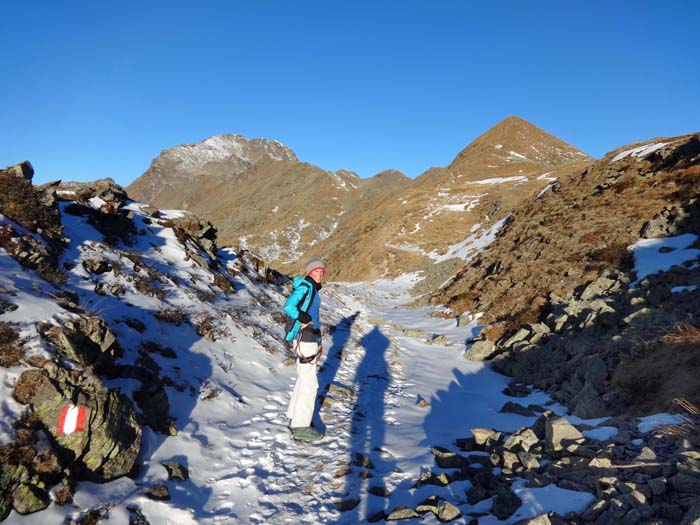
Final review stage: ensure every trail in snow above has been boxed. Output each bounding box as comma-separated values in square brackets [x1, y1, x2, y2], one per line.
[193, 276, 595, 525]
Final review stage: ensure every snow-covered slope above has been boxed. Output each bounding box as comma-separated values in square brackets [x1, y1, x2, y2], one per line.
[0, 182, 619, 525]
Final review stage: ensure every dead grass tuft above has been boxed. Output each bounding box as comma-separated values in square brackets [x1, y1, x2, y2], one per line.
[155, 308, 188, 326]
[655, 398, 700, 445]
[661, 323, 700, 344]
[0, 321, 24, 367]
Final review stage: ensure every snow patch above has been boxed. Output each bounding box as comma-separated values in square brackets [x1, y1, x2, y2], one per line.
[612, 142, 668, 163]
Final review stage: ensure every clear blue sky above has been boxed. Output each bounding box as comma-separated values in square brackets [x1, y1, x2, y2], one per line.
[2, 1, 699, 186]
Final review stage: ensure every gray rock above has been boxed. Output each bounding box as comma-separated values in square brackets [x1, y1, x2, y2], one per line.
[464, 339, 495, 360]
[545, 416, 585, 452]
[386, 506, 420, 520]
[582, 499, 609, 522]
[438, 501, 461, 522]
[518, 451, 541, 470]
[500, 401, 536, 417]
[504, 428, 540, 452]
[491, 483, 522, 520]
[161, 461, 189, 481]
[669, 473, 700, 493]
[681, 499, 700, 525]
[647, 477, 667, 496]
[431, 447, 471, 469]
[571, 384, 608, 419]
[336, 498, 360, 511]
[471, 428, 501, 446]
[503, 328, 532, 348]
[143, 483, 170, 501]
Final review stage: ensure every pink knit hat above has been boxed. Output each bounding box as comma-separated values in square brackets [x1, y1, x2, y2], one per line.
[305, 257, 326, 275]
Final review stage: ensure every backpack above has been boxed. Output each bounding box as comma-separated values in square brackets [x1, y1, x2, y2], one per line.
[284, 278, 317, 342]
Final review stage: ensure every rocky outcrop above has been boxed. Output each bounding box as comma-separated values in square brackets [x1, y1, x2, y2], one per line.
[13, 363, 141, 482]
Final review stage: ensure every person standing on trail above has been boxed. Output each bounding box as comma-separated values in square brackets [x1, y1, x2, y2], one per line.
[284, 257, 326, 441]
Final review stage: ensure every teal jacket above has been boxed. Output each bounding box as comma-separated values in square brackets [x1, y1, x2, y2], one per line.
[284, 276, 321, 342]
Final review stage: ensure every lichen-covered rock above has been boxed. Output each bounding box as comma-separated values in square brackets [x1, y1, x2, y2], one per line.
[11, 482, 50, 515]
[14, 364, 141, 482]
[37, 315, 121, 367]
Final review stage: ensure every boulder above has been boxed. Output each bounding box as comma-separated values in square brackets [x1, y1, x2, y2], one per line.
[464, 339, 495, 361]
[14, 364, 141, 482]
[504, 428, 540, 453]
[500, 402, 536, 417]
[545, 416, 585, 452]
[491, 483, 522, 520]
[681, 499, 700, 525]
[471, 428, 502, 446]
[386, 506, 419, 520]
[438, 501, 461, 522]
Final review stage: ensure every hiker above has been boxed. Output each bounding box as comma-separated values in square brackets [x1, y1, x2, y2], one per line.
[284, 257, 326, 441]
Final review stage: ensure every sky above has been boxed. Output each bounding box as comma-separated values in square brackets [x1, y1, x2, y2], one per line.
[2, 1, 699, 186]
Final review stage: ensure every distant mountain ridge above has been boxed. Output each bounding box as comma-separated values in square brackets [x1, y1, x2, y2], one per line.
[128, 117, 593, 280]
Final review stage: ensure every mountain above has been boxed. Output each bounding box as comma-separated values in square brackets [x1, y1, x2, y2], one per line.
[128, 136, 362, 271]
[431, 132, 700, 419]
[128, 117, 591, 281]
[304, 116, 593, 281]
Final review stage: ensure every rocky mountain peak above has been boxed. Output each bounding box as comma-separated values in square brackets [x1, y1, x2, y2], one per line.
[151, 134, 298, 177]
[449, 116, 592, 172]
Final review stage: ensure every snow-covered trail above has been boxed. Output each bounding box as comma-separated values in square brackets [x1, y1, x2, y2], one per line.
[195, 276, 594, 525]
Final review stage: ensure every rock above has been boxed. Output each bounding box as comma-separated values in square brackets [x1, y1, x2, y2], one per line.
[464, 339, 495, 360]
[518, 451, 541, 470]
[491, 483, 522, 520]
[14, 364, 141, 482]
[582, 499, 609, 522]
[82, 258, 112, 275]
[504, 428, 540, 453]
[648, 477, 667, 496]
[11, 483, 50, 515]
[503, 382, 532, 397]
[503, 328, 532, 348]
[335, 498, 360, 511]
[545, 416, 585, 452]
[386, 506, 420, 520]
[500, 402, 536, 417]
[471, 428, 502, 446]
[427, 334, 449, 345]
[514, 513, 564, 525]
[678, 451, 700, 476]
[502, 450, 521, 470]
[571, 384, 608, 419]
[669, 473, 700, 493]
[161, 461, 189, 481]
[416, 495, 439, 515]
[432, 447, 471, 469]
[368, 485, 390, 497]
[438, 501, 462, 522]
[38, 315, 121, 367]
[143, 483, 170, 501]
[681, 499, 700, 525]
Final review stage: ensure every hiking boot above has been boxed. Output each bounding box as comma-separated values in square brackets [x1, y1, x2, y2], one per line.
[291, 426, 324, 441]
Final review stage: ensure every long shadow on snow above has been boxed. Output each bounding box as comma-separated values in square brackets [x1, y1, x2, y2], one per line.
[327, 325, 395, 524]
[314, 311, 359, 430]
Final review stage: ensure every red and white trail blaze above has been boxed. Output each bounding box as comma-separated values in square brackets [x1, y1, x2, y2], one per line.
[56, 405, 87, 436]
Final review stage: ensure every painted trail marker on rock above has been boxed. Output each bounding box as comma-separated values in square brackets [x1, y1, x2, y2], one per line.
[57, 404, 88, 436]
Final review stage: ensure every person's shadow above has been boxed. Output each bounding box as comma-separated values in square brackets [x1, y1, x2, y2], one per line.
[314, 311, 359, 424]
[327, 325, 394, 523]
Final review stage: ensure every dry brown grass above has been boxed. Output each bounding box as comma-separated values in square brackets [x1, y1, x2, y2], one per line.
[661, 323, 700, 344]
[612, 330, 700, 413]
[0, 321, 24, 367]
[655, 398, 700, 445]
[155, 308, 188, 326]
